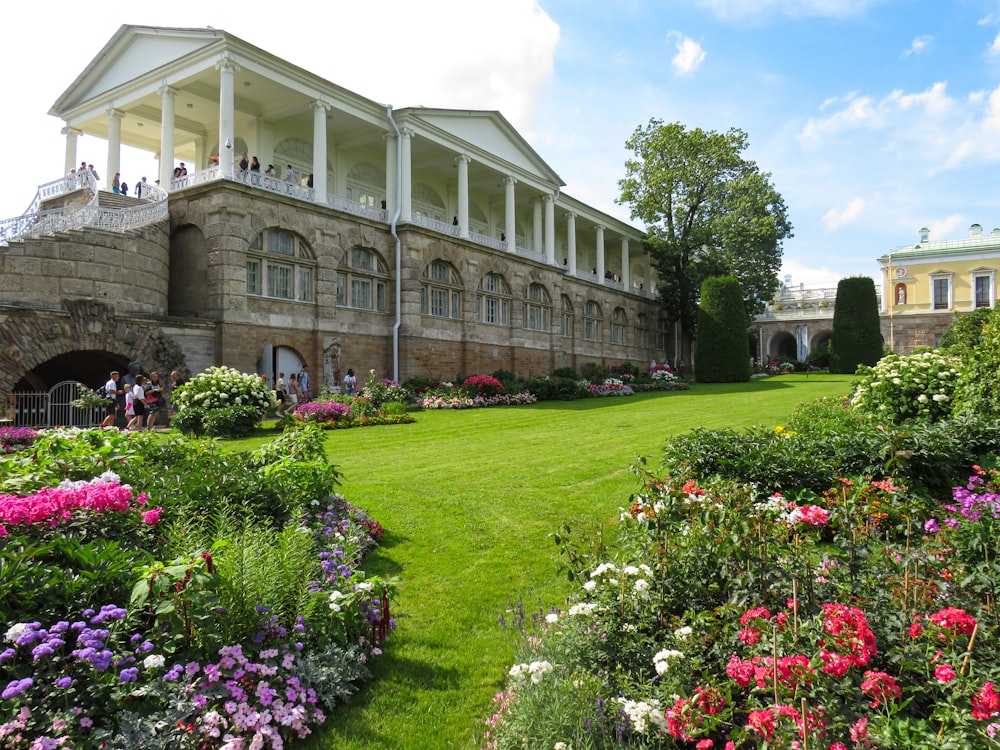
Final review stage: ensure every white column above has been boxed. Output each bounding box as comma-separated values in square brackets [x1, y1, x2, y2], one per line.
[645, 253, 653, 292]
[456, 154, 470, 238]
[217, 53, 240, 175]
[106, 107, 124, 185]
[596, 225, 606, 280]
[62, 127, 79, 176]
[567, 212, 577, 274]
[158, 84, 176, 189]
[621, 237, 630, 289]
[504, 176, 516, 251]
[384, 132, 397, 216]
[543, 193, 555, 264]
[532, 199, 542, 252]
[400, 127, 412, 222]
[312, 100, 329, 204]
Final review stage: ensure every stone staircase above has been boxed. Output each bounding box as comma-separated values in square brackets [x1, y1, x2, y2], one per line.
[96, 191, 146, 210]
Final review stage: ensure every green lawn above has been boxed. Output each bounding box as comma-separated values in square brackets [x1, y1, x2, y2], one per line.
[287, 374, 855, 749]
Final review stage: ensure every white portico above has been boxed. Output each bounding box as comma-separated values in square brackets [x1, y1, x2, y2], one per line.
[44, 25, 654, 294]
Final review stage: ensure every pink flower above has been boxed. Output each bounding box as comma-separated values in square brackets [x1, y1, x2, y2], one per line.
[973, 681, 1000, 721]
[748, 708, 776, 739]
[696, 741, 714, 749]
[935, 664, 957, 683]
[142, 507, 162, 525]
[929, 607, 977, 637]
[861, 670, 902, 708]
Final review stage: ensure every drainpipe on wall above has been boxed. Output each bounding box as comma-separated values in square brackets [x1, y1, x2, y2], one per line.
[386, 105, 403, 383]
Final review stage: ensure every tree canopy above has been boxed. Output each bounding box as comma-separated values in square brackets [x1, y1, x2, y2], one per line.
[617, 119, 792, 346]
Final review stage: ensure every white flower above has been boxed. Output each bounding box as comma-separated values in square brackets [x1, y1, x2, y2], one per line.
[582, 580, 597, 592]
[329, 590, 345, 612]
[545, 613, 560, 624]
[568, 602, 599, 617]
[355, 581, 375, 592]
[143, 654, 166, 669]
[528, 660, 553, 683]
[554, 743, 568, 750]
[674, 626, 693, 640]
[622, 565, 640, 576]
[653, 648, 684, 675]
[509, 663, 528, 679]
[633, 579, 650, 598]
[5, 623, 28, 643]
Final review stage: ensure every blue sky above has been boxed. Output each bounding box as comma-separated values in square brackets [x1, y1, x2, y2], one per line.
[4, 0, 1000, 288]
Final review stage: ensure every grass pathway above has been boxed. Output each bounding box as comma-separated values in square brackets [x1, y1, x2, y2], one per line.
[293, 375, 855, 748]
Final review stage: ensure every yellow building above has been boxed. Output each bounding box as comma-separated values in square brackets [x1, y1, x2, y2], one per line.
[878, 224, 998, 352]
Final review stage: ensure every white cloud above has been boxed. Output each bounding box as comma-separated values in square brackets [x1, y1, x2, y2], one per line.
[929, 215, 966, 241]
[666, 32, 707, 76]
[778, 258, 845, 288]
[822, 197, 865, 230]
[990, 31, 1000, 55]
[901, 35, 933, 58]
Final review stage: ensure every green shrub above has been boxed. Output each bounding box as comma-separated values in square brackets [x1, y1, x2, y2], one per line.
[954, 307, 1000, 419]
[939, 307, 993, 357]
[829, 276, 883, 373]
[552, 366, 580, 380]
[402, 376, 438, 397]
[851, 351, 960, 425]
[694, 276, 751, 383]
[579, 362, 606, 383]
[172, 366, 274, 438]
[524, 376, 588, 401]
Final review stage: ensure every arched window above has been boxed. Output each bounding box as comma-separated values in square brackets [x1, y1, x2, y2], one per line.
[247, 229, 315, 302]
[477, 273, 510, 326]
[346, 162, 386, 208]
[337, 248, 388, 312]
[611, 307, 627, 345]
[524, 283, 551, 331]
[584, 301, 602, 341]
[421, 260, 462, 319]
[561, 295, 574, 338]
[634, 313, 649, 347]
[656, 316, 669, 350]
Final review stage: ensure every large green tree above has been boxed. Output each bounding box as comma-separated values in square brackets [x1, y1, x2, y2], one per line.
[617, 119, 793, 348]
[829, 276, 883, 374]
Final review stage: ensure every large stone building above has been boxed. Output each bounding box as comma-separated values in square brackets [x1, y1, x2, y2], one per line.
[0, 25, 667, 420]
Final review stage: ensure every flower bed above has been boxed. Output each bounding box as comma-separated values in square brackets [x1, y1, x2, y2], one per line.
[484, 403, 1000, 748]
[0, 426, 396, 749]
[417, 392, 538, 410]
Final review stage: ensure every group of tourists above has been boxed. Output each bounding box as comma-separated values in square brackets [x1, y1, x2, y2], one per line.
[99, 367, 185, 430]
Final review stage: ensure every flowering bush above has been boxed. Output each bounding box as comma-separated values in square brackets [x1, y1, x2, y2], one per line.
[172, 366, 275, 437]
[0, 427, 36, 454]
[418, 392, 538, 410]
[359, 370, 410, 409]
[69, 382, 112, 410]
[851, 350, 961, 424]
[485, 452, 1000, 748]
[588, 379, 634, 397]
[294, 400, 351, 423]
[461, 375, 505, 398]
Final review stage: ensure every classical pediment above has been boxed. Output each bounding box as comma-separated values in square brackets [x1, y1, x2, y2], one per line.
[402, 108, 563, 187]
[51, 25, 224, 116]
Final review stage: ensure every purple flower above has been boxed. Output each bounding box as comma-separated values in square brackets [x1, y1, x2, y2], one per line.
[54, 676, 72, 689]
[924, 518, 940, 533]
[2, 677, 33, 699]
[119, 667, 139, 683]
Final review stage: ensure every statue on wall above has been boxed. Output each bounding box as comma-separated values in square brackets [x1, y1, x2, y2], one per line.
[895, 283, 906, 305]
[323, 338, 343, 393]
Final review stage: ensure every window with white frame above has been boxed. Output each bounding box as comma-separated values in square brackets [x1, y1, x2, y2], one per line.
[635, 313, 649, 348]
[337, 247, 388, 312]
[524, 283, 551, 331]
[561, 295, 574, 338]
[931, 273, 953, 311]
[477, 273, 510, 326]
[584, 301, 602, 341]
[611, 307, 627, 345]
[247, 229, 315, 302]
[420, 260, 462, 319]
[973, 270, 994, 308]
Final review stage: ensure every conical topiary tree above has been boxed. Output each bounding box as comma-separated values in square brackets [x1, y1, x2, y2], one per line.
[694, 275, 751, 383]
[829, 276, 883, 374]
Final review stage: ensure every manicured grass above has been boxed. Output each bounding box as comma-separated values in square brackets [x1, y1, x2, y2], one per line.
[270, 375, 854, 749]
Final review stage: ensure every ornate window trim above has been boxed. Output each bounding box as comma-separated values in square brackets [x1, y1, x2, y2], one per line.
[524, 283, 551, 332]
[477, 272, 510, 326]
[420, 260, 463, 319]
[584, 300, 602, 342]
[929, 271, 953, 311]
[337, 247, 389, 313]
[611, 307, 627, 345]
[247, 228, 315, 303]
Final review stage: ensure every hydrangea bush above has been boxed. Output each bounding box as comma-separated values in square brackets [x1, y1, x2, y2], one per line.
[172, 366, 276, 437]
[851, 350, 961, 424]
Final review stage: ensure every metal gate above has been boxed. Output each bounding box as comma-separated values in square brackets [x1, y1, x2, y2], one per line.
[5, 380, 105, 429]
